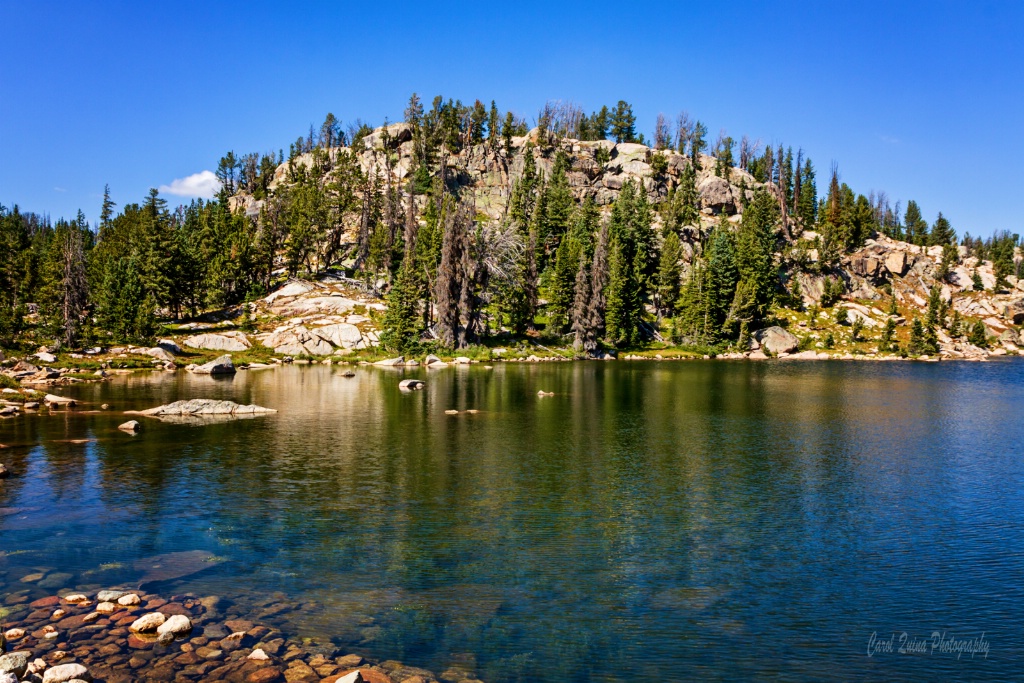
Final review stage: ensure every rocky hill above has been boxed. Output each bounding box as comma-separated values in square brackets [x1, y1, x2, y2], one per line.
[221, 122, 1024, 361]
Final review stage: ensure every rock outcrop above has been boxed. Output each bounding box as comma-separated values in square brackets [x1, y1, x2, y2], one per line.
[754, 326, 800, 355]
[183, 332, 251, 352]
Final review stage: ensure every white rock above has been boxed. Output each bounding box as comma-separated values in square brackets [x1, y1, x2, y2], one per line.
[398, 379, 425, 390]
[95, 602, 117, 614]
[129, 612, 166, 633]
[116, 593, 140, 606]
[183, 333, 251, 352]
[334, 672, 364, 683]
[99, 585, 130, 602]
[0, 652, 28, 679]
[62, 594, 88, 604]
[35, 352, 57, 363]
[118, 420, 141, 434]
[156, 614, 192, 636]
[311, 323, 363, 348]
[247, 649, 269, 661]
[42, 663, 91, 683]
[145, 347, 177, 363]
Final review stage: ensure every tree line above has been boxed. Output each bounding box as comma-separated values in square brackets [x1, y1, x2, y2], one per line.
[3, 93, 1015, 355]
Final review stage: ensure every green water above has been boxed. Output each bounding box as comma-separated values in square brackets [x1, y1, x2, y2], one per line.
[1, 360, 1022, 681]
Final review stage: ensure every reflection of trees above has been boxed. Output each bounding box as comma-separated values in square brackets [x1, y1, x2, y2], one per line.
[4, 361, 1011, 682]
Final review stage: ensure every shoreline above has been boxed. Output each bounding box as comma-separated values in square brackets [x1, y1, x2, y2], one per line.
[0, 585, 452, 683]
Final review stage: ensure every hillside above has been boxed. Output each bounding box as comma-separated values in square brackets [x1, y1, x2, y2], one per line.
[1, 98, 1023, 373]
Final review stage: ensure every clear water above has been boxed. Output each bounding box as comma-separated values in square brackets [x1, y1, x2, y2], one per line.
[2, 360, 1022, 681]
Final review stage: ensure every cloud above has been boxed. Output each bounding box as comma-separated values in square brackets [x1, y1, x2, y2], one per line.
[159, 170, 221, 198]
[54, 186, 67, 192]
[879, 135, 901, 145]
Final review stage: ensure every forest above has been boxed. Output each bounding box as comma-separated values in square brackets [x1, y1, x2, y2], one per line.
[1, 95, 1021, 357]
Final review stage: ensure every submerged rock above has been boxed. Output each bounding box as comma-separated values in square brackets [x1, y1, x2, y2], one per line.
[41, 662, 91, 683]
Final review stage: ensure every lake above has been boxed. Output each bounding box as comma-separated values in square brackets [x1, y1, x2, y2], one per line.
[2, 359, 1022, 681]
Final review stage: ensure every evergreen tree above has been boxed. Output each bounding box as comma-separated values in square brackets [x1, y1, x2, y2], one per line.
[548, 199, 597, 333]
[714, 136, 734, 178]
[730, 190, 780, 329]
[904, 201, 929, 246]
[936, 243, 959, 281]
[581, 222, 610, 351]
[674, 220, 738, 344]
[930, 212, 955, 246]
[99, 184, 116, 226]
[470, 100, 488, 145]
[488, 101, 500, 149]
[380, 257, 422, 353]
[604, 181, 651, 346]
[879, 317, 897, 352]
[968, 319, 988, 348]
[972, 267, 984, 291]
[690, 121, 708, 169]
[655, 231, 682, 318]
[609, 101, 637, 143]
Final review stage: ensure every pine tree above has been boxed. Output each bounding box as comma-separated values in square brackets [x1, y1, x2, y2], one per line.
[655, 231, 682, 318]
[937, 243, 959, 281]
[879, 318, 897, 352]
[582, 222, 610, 351]
[488, 101, 500, 149]
[968, 319, 988, 348]
[609, 101, 637, 143]
[690, 121, 707, 170]
[930, 212, 955, 246]
[99, 184, 116, 227]
[570, 251, 592, 351]
[972, 267, 984, 291]
[142, 188, 175, 312]
[796, 159, 818, 229]
[470, 100, 488, 145]
[732, 190, 780, 327]
[674, 221, 738, 344]
[904, 201, 928, 246]
[548, 198, 597, 333]
[604, 181, 651, 347]
[380, 256, 422, 353]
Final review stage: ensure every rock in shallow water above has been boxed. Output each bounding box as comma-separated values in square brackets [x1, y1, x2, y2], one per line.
[186, 354, 236, 375]
[126, 399, 276, 424]
[156, 614, 192, 636]
[96, 590, 126, 602]
[0, 652, 28, 678]
[41, 663, 91, 683]
[118, 420, 141, 433]
[129, 612, 166, 633]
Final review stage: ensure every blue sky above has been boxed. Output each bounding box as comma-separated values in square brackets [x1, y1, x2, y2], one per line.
[1, 1, 1021, 238]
